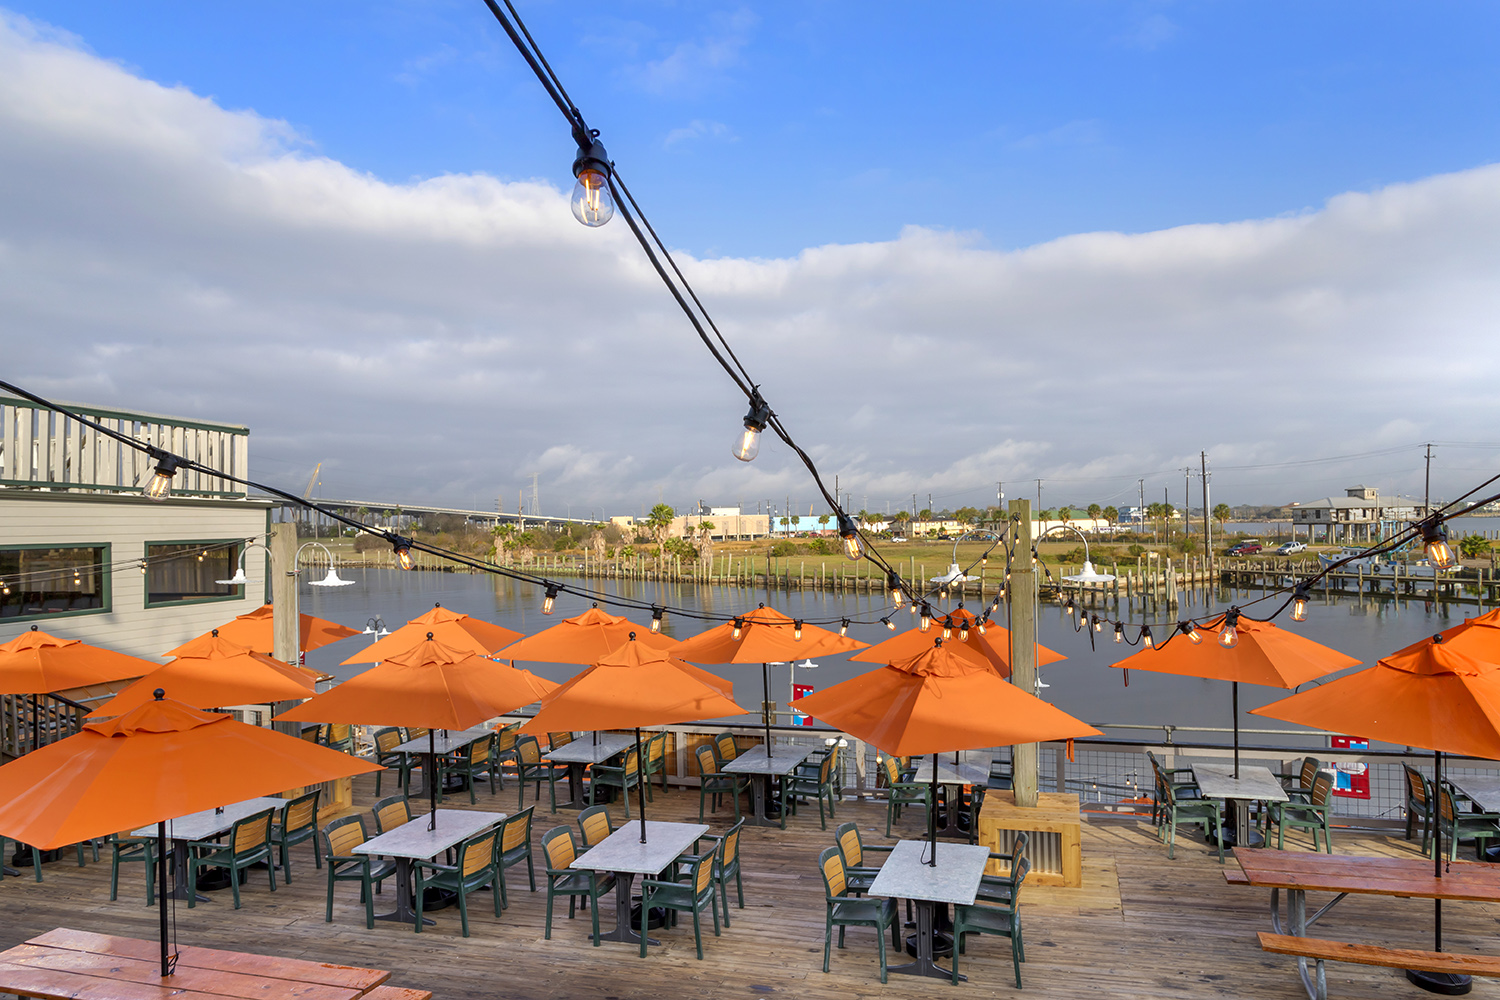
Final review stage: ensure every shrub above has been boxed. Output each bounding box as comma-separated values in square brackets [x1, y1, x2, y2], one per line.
[1460, 535, 1491, 559]
[771, 541, 799, 557]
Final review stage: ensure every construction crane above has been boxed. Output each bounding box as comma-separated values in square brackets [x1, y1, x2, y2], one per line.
[302, 462, 322, 499]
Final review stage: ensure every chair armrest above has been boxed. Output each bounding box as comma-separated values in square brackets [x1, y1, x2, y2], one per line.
[183, 838, 226, 852]
[861, 844, 894, 855]
[414, 860, 459, 876]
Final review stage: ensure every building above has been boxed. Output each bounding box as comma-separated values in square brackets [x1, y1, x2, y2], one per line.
[1, 393, 270, 663]
[1290, 485, 1422, 543]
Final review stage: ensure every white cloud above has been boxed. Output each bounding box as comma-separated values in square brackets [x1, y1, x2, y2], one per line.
[631, 9, 757, 95]
[664, 119, 737, 148]
[4, 11, 1500, 517]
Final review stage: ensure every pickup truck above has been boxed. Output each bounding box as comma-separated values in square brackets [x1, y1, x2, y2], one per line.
[1227, 541, 1263, 556]
[1275, 541, 1307, 555]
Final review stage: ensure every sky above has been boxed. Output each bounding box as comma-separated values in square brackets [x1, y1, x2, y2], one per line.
[4, 2, 1500, 517]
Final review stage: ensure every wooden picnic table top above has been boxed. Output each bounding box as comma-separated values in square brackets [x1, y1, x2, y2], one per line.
[0, 928, 393, 1000]
[1232, 848, 1500, 903]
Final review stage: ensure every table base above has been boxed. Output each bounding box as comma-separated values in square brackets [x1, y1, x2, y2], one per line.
[887, 899, 961, 981]
[592, 873, 659, 946]
[742, 775, 784, 828]
[368, 858, 435, 927]
[1, 865, 17, 877]
[1405, 970, 1473, 995]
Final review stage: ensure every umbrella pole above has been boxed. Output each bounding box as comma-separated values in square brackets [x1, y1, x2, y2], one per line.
[428, 730, 438, 832]
[157, 821, 171, 978]
[928, 755, 939, 867]
[763, 662, 773, 759]
[1232, 682, 1240, 779]
[636, 727, 648, 843]
[1405, 749, 1471, 995]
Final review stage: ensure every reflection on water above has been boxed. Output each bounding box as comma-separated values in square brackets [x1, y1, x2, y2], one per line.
[299, 568, 1485, 749]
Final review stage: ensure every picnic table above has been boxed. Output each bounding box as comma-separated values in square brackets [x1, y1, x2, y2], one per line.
[1229, 848, 1500, 999]
[571, 819, 708, 946]
[392, 729, 492, 797]
[1192, 762, 1287, 848]
[723, 745, 812, 828]
[0, 927, 431, 1000]
[352, 809, 504, 927]
[131, 796, 286, 902]
[866, 840, 992, 981]
[544, 733, 635, 808]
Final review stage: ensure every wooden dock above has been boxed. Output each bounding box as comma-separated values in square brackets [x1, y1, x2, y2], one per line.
[3, 771, 1496, 999]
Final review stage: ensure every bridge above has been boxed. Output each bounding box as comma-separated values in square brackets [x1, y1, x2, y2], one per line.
[257, 494, 602, 529]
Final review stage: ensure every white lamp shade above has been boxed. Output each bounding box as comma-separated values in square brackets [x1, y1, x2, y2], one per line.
[1062, 560, 1116, 584]
[309, 568, 355, 587]
[215, 568, 248, 585]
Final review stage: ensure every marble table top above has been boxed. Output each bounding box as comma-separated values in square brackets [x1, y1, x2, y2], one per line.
[571, 821, 709, 876]
[1192, 762, 1289, 802]
[394, 728, 493, 755]
[866, 840, 992, 906]
[134, 797, 286, 842]
[352, 809, 505, 860]
[723, 745, 813, 776]
[545, 732, 636, 764]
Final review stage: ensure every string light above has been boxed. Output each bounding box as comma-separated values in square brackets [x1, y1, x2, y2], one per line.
[1420, 517, 1456, 570]
[959, 621, 970, 641]
[1140, 625, 1154, 648]
[1064, 596, 1076, 616]
[542, 583, 560, 615]
[881, 616, 895, 630]
[1113, 622, 1124, 644]
[976, 618, 987, 636]
[1219, 608, 1241, 649]
[837, 513, 864, 562]
[1092, 615, 1102, 633]
[839, 618, 850, 638]
[918, 604, 932, 633]
[732, 617, 743, 640]
[888, 571, 905, 608]
[570, 129, 614, 227]
[1291, 586, 1309, 622]
[1181, 622, 1202, 645]
[387, 534, 415, 571]
[942, 616, 953, 640]
[793, 619, 803, 641]
[143, 450, 180, 502]
[732, 390, 771, 462]
[650, 606, 664, 633]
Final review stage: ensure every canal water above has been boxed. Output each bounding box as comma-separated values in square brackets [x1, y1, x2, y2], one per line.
[299, 568, 1483, 751]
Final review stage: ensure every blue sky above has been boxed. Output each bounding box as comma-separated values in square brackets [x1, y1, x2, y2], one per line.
[16, 1, 1500, 259]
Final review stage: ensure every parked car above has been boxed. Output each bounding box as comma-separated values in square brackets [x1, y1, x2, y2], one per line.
[1275, 541, 1307, 555]
[1227, 541, 1262, 556]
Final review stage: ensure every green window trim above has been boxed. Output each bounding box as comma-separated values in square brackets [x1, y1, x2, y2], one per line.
[0, 542, 112, 623]
[143, 538, 244, 609]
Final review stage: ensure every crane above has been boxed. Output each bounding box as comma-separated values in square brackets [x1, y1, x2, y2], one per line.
[302, 462, 322, 499]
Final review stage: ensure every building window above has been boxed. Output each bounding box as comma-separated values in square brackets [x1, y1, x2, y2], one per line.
[0, 545, 110, 620]
[145, 541, 242, 606]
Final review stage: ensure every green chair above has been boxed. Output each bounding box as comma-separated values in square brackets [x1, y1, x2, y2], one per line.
[833, 821, 893, 896]
[372, 727, 412, 795]
[818, 846, 899, 983]
[880, 755, 930, 837]
[712, 732, 740, 766]
[414, 825, 501, 936]
[1269, 772, 1335, 854]
[321, 815, 395, 929]
[1277, 756, 1323, 796]
[373, 794, 412, 835]
[1146, 750, 1201, 828]
[0, 837, 44, 882]
[1157, 777, 1224, 862]
[439, 734, 499, 804]
[641, 731, 670, 796]
[540, 826, 616, 944]
[679, 820, 746, 926]
[639, 850, 719, 959]
[186, 808, 277, 909]
[589, 746, 642, 818]
[514, 735, 567, 812]
[1404, 764, 1434, 848]
[976, 831, 1029, 906]
[952, 856, 1030, 987]
[578, 804, 614, 849]
[321, 723, 355, 754]
[270, 789, 321, 884]
[107, 833, 158, 905]
[496, 806, 536, 909]
[1437, 785, 1500, 861]
[788, 750, 838, 830]
[695, 745, 743, 824]
[548, 731, 575, 751]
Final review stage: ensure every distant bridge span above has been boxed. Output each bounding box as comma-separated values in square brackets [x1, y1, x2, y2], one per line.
[259, 494, 601, 528]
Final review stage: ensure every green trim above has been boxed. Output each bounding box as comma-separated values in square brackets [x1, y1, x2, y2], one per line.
[0, 394, 249, 434]
[0, 479, 245, 498]
[0, 542, 112, 623]
[143, 539, 244, 609]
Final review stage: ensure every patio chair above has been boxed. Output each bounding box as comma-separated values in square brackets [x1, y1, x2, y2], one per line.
[818, 846, 899, 983]
[1146, 751, 1200, 828]
[107, 833, 158, 905]
[578, 804, 614, 849]
[712, 732, 740, 765]
[439, 733, 499, 804]
[186, 807, 277, 909]
[1268, 772, 1335, 853]
[1277, 756, 1323, 796]
[1404, 764, 1434, 847]
[880, 755, 930, 837]
[548, 731, 575, 751]
[1437, 785, 1500, 861]
[321, 814, 395, 929]
[695, 745, 743, 824]
[833, 821, 893, 896]
[952, 857, 1031, 987]
[678, 819, 747, 926]
[0, 837, 43, 882]
[589, 745, 642, 818]
[541, 826, 616, 944]
[496, 806, 536, 909]
[373, 794, 412, 835]
[372, 727, 411, 795]
[639, 850, 719, 959]
[977, 831, 1030, 907]
[270, 788, 322, 883]
[788, 750, 839, 830]
[322, 723, 355, 754]
[514, 734, 567, 812]
[641, 731, 670, 795]
[1158, 778, 1224, 863]
[414, 825, 501, 936]
[493, 724, 520, 786]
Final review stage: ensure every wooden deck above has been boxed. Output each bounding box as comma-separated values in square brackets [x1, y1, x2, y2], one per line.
[3, 774, 1498, 999]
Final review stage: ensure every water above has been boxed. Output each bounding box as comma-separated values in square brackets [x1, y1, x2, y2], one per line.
[298, 568, 1486, 750]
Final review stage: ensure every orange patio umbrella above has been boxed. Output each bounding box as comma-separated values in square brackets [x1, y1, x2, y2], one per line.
[340, 603, 522, 665]
[0, 625, 159, 694]
[87, 632, 316, 719]
[792, 640, 1100, 860]
[281, 634, 558, 822]
[496, 604, 681, 662]
[0, 692, 379, 976]
[520, 635, 749, 841]
[1113, 612, 1359, 775]
[851, 606, 1066, 679]
[1252, 635, 1500, 975]
[673, 604, 870, 760]
[1389, 607, 1500, 661]
[167, 603, 359, 660]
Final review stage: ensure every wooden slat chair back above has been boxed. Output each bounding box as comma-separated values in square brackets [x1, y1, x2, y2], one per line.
[695, 745, 742, 823]
[461, 831, 497, 877]
[540, 825, 615, 944]
[821, 848, 848, 897]
[1295, 757, 1322, 792]
[519, 737, 542, 766]
[697, 745, 722, 775]
[320, 814, 395, 929]
[495, 727, 518, 756]
[187, 809, 276, 909]
[470, 738, 492, 766]
[413, 828, 501, 936]
[578, 805, 613, 848]
[838, 825, 865, 869]
[375, 727, 403, 756]
[1437, 785, 1500, 861]
[272, 789, 323, 884]
[714, 732, 739, 764]
[407, 727, 430, 741]
[374, 795, 412, 835]
[1404, 764, 1432, 845]
[817, 846, 898, 982]
[543, 826, 576, 870]
[325, 816, 366, 858]
[548, 731, 574, 750]
[235, 814, 271, 853]
[495, 806, 536, 908]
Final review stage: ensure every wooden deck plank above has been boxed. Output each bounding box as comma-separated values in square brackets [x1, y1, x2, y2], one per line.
[1259, 932, 1500, 976]
[1, 944, 363, 1000]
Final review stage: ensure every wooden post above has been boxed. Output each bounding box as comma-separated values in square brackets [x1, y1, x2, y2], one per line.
[1008, 499, 1039, 808]
[270, 522, 300, 738]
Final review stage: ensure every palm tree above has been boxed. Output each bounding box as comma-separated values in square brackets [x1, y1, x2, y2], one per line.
[646, 503, 675, 567]
[1213, 503, 1232, 527]
[1087, 503, 1102, 520]
[1103, 506, 1119, 523]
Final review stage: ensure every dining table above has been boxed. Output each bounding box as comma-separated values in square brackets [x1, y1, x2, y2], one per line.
[543, 733, 635, 808]
[866, 839, 993, 981]
[723, 744, 812, 828]
[392, 729, 493, 798]
[1193, 761, 1288, 849]
[351, 809, 504, 927]
[570, 819, 709, 946]
[131, 796, 287, 902]
[909, 759, 992, 837]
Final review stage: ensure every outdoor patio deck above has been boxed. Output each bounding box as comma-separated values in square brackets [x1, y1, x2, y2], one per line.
[2, 774, 1496, 1000]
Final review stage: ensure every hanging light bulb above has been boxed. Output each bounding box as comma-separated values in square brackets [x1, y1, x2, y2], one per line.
[919, 604, 932, 633]
[793, 619, 803, 641]
[837, 513, 864, 562]
[942, 616, 953, 640]
[139, 561, 148, 575]
[388, 535, 415, 571]
[1064, 597, 1076, 616]
[1093, 615, 1103, 633]
[959, 621, 970, 641]
[888, 572, 905, 609]
[1113, 622, 1124, 644]
[1421, 518, 1456, 570]
[1181, 622, 1202, 645]
[1219, 608, 1241, 649]
[143, 451, 181, 502]
[881, 616, 895, 631]
[542, 583, 560, 615]
[570, 129, 614, 227]
[732, 390, 772, 462]
[732, 617, 744, 640]
[1291, 586, 1309, 622]
[650, 606, 664, 633]
[976, 618, 987, 636]
[1141, 625, 1154, 648]
[839, 618, 850, 638]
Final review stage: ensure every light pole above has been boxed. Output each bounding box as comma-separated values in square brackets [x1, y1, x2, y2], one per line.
[928, 529, 999, 592]
[1036, 524, 1117, 586]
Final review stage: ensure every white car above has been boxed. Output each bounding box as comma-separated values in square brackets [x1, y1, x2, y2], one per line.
[1275, 541, 1307, 555]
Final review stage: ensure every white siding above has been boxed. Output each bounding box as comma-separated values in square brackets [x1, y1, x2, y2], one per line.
[0, 493, 270, 664]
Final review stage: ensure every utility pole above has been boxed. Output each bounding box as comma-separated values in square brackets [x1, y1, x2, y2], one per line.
[1201, 452, 1212, 571]
[1008, 498, 1038, 808]
[1183, 468, 1191, 531]
[1138, 479, 1145, 537]
[1036, 479, 1043, 513]
[1424, 443, 1434, 515]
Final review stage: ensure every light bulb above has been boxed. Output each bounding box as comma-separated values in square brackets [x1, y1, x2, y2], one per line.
[1183, 623, 1201, 645]
[1113, 623, 1124, 644]
[732, 617, 743, 640]
[1064, 598, 1075, 616]
[733, 391, 771, 462]
[882, 616, 895, 630]
[1291, 587, 1309, 622]
[838, 513, 863, 562]
[1219, 624, 1238, 648]
[889, 573, 905, 608]
[959, 624, 970, 641]
[977, 618, 988, 635]
[570, 168, 614, 227]
[650, 607, 663, 633]
[919, 605, 932, 633]
[942, 617, 953, 640]
[542, 583, 559, 615]
[793, 620, 803, 641]
[143, 454, 180, 501]
[1141, 626, 1154, 648]
[394, 544, 414, 571]
[839, 619, 849, 638]
[1093, 616, 1103, 633]
[1422, 519, 1456, 569]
